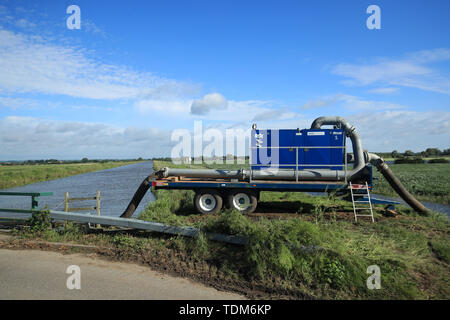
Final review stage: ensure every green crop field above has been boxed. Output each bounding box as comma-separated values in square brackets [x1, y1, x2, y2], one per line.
[372, 163, 450, 205]
[0, 161, 140, 190]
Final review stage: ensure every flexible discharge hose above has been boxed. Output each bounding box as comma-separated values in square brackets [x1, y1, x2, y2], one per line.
[367, 153, 430, 215]
[120, 174, 155, 218]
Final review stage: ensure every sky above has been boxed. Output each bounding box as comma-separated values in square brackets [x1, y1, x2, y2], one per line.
[0, 0, 449, 160]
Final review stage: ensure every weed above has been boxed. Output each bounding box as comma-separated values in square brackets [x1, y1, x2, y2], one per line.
[112, 234, 146, 253]
[28, 207, 52, 232]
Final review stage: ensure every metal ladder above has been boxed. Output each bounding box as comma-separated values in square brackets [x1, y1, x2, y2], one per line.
[350, 182, 374, 222]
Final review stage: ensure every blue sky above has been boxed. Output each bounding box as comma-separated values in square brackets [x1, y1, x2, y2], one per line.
[0, 0, 449, 160]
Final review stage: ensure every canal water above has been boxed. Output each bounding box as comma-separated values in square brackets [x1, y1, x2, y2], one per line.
[0, 162, 155, 219]
[368, 193, 450, 217]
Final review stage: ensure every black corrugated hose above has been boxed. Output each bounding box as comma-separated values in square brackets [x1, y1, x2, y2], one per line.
[370, 157, 430, 215]
[120, 174, 155, 218]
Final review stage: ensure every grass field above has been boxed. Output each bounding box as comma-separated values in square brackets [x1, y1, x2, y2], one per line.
[0, 161, 140, 190]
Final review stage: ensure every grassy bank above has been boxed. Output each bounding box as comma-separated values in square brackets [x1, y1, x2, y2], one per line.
[133, 162, 449, 299]
[0, 161, 141, 190]
[139, 160, 450, 298]
[5, 159, 449, 299]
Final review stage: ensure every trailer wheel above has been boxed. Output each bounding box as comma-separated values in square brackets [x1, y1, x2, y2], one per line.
[194, 190, 223, 215]
[227, 191, 257, 214]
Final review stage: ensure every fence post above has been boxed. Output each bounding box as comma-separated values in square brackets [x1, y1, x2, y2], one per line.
[96, 191, 101, 228]
[96, 191, 101, 216]
[31, 195, 38, 212]
[64, 192, 69, 212]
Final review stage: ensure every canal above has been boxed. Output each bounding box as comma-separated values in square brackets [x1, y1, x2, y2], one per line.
[0, 161, 155, 219]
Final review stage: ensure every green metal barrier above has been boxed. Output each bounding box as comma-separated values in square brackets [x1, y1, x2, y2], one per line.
[0, 192, 53, 214]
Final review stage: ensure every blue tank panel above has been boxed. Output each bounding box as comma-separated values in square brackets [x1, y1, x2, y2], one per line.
[251, 128, 345, 170]
[330, 130, 345, 170]
[303, 130, 329, 169]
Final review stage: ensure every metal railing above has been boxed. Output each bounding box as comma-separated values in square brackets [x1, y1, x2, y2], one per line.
[0, 191, 245, 245]
[0, 191, 53, 214]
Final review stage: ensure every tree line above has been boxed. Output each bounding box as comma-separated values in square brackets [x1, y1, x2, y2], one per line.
[389, 148, 450, 158]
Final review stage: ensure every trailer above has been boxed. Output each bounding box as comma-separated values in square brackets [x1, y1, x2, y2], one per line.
[151, 172, 373, 215]
[150, 123, 374, 215]
[121, 116, 429, 219]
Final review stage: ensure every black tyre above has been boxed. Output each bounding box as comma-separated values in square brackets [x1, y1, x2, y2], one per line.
[227, 191, 258, 214]
[194, 189, 223, 215]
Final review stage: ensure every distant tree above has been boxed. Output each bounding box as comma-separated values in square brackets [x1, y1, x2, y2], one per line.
[81, 157, 88, 163]
[425, 148, 441, 157]
[404, 150, 415, 157]
[391, 150, 399, 158]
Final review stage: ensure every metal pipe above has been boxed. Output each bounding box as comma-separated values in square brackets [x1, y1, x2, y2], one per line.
[250, 168, 345, 181]
[158, 168, 244, 180]
[159, 167, 349, 181]
[310, 116, 365, 178]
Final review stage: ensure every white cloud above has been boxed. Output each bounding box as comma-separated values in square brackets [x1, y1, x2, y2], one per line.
[134, 99, 192, 114]
[347, 110, 450, 151]
[331, 49, 450, 94]
[252, 108, 297, 122]
[340, 95, 406, 111]
[0, 96, 39, 110]
[0, 116, 175, 160]
[15, 18, 35, 29]
[301, 93, 344, 110]
[83, 19, 107, 37]
[0, 29, 197, 100]
[2, 110, 448, 160]
[190, 93, 228, 115]
[367, 87, 399, 95]
[199, 99, 278, 122]
[300, 93, 407, 112]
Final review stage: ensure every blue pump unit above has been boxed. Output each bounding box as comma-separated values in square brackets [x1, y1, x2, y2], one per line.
[251, 128, 346, 171]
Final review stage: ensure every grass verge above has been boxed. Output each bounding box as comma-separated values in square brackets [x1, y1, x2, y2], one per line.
[0, 161, 142, 190]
